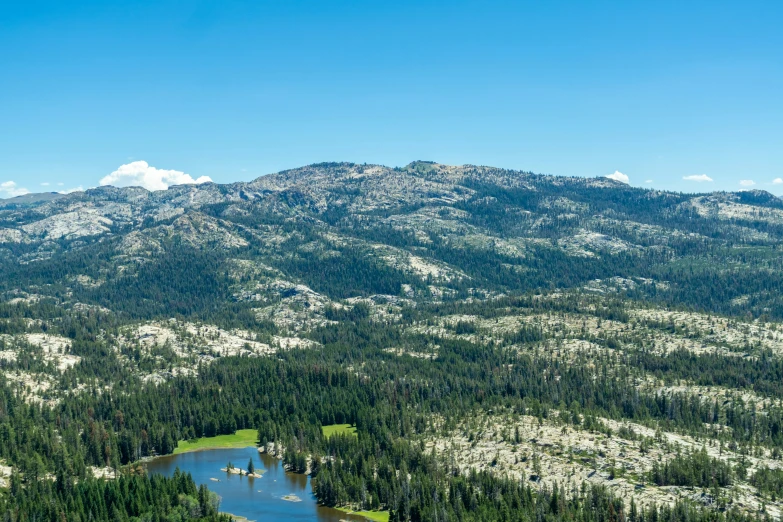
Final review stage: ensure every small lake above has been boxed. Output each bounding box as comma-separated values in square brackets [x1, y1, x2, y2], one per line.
[145, 447, 371, 522]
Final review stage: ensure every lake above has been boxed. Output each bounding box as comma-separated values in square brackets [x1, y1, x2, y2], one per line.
[145, 447, 372, 522]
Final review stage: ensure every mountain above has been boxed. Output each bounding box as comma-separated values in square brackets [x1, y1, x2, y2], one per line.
[0, 191, 66, 209]
[2, 161, 783, 317]
[2, 161, 783, 519]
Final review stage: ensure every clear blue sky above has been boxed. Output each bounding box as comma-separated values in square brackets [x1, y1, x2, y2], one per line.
[1, 0, 781, 196]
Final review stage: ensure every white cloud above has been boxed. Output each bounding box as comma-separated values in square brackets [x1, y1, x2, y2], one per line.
[605, 171, 629, 184]
[739, 180, 755, 187]
[58, 186, 84, 194]
[683, 174, 713, 182]
[57, 182, 64, 186]
[0, 181, 30, 198]
[99, 161, 212, 191]
[40, 182, 50, 187]
[645, 180, 653, 184]
[772, 178, 783, 185]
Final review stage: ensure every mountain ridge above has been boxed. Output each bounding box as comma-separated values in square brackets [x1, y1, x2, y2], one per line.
[3, 161, 783, 321]
[4, 161, 783, 518]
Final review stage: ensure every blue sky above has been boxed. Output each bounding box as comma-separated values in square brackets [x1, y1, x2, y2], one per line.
[1, 0, 781, 196]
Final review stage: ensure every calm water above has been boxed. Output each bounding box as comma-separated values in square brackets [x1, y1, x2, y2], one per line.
[145, 447, 370, 522]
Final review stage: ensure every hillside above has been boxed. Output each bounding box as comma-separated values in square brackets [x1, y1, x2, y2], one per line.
[2, 161, 783, 520]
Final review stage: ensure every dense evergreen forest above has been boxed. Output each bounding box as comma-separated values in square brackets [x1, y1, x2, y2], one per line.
[3, 162, 783, 519]
[0, 313, 782, 519]
[0, 470, 229, 522]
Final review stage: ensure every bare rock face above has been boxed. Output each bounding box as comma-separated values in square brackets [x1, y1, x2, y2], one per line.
[0, 228, 25, 243]
[20, 210, 113, 240]
[0, 161, 779, 263]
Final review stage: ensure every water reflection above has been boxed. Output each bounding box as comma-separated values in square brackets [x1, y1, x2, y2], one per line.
[145, 447, 369, 522]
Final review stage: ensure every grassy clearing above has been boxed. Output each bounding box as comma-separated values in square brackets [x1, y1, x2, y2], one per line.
[322, 423, 357, 438]
[173, 429, 258, 454]
[336, 507, 389, 522]
[220, 513, 251, 522]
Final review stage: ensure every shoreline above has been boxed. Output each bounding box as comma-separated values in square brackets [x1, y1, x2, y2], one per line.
[145, 441, 387, 522]
[172, 429, 259, 455]
[334, 507, 390, 522]
[173, 442, 257, 455]
[136, 443, 258, 466]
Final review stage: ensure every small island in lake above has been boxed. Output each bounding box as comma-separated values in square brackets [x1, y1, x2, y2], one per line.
[220, 465, 264, 478]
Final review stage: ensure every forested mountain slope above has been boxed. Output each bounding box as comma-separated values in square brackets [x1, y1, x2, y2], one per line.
[4, 161, 783, 316]
[2, 162, 783, 520]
